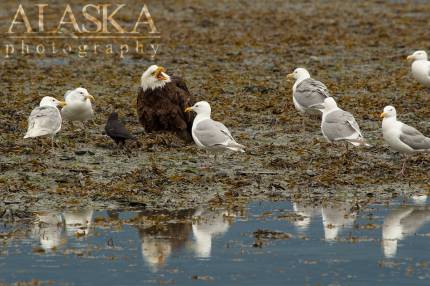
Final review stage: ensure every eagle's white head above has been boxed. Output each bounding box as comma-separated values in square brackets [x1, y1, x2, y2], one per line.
[141, 65, 171, 91]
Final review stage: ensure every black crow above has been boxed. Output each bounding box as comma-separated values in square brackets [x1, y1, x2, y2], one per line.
[105, 112, 134, 146]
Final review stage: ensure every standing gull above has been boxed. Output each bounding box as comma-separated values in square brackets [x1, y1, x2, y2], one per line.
[185, 101, 245, 152]
[24, 96, 66, 148]
[407, 50, 430, 88]
[61, 87, 95, 134]
[381, 105, 430, 175]
[315, 97, 369, 149]
[286, 68, 331, 120]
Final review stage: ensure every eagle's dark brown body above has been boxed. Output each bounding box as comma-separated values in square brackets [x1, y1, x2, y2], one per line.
[137, 76, 195, 142]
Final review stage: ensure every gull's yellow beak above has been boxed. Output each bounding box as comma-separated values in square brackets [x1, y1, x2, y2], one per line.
[286, 73, 295, 80]
[185, 107, 193, 113]
[58, 101, 67, 107]
[380, 112, 386, 118]
[85, 94, 95, 101]
[155, 66, 167, 81]
[406, 55, 414, 62]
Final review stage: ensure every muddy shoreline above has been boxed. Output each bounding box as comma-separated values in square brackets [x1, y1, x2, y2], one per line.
[1, 0, 430, 214]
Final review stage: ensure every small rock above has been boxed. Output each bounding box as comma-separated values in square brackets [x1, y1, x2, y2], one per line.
[306, 170, 316, 177]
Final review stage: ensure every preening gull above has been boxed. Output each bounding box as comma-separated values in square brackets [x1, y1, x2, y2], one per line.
[185, 101, 245, 152]
[381, 105, 430, 175]
[407, 50, 430, 88]
[314, 97, 369, 148]
[287, 68, 331, 115]
[24, 96, 66, 148]
[61, 87, 95, 123]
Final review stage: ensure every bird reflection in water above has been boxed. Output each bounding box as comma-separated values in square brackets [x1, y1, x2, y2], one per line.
[382, 204, 430, 258]
[136, 209, 194, 272]
[32, 209, 94, 252]
[322, 203, 357, 241]
[192, 208, 233, 258]
[291, 201, 357, 241]
[136, 208, 235, 271]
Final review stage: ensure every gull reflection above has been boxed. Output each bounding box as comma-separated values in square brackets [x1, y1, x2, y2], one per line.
[63, 209, 94, 237]
[292, 202, 320, 232]
[192, 208, 232, 258]
[32, 212, 66, 251]
[382, 206, 430, 258]
[411, 195, 427, 205]
[322, 203, 356, 241]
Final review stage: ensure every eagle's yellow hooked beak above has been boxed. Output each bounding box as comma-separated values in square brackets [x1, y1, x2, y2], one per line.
[185, 107, 193, 113]
[406, 55, 414, 62]
[155, 66, 167, 81]
[85, 94, 95, 101]
[380, 112, 386, 118]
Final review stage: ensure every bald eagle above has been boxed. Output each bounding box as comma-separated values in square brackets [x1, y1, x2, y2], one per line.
[137, 65, 195, 142]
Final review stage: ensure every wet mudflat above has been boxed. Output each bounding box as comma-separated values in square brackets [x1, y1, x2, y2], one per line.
[1, 195, 430, 285]
[0, 0, 430, 212]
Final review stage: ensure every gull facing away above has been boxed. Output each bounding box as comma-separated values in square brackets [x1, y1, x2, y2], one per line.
[24, 96, 66, 148]
[286, 67, 331, 118]
[185, 101, 245, 152]
[407, 50, 430, 88]
[314, 97, 370, 149]
[61, 87, 95, 124]
[381, 105, 430, 175]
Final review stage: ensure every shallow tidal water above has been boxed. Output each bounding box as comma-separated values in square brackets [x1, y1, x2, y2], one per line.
[1, 197, 430, 286]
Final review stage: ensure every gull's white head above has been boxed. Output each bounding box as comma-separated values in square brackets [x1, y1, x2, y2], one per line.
[381, 105, 396, 119]
[185, 101, 211, 117]
[313, 97, 338, 112]
[407, 50, 428, 62]
[65, 87, 95, 103]
[141, 65, 171, 91]
[287, 67, 311, 81]
[323, 97, 338, 109]
[39, 96, 66, 108]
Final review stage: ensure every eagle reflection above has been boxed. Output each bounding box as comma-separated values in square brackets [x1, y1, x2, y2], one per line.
[136, 208, 234, 271]
[136, 209, 193, 272]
